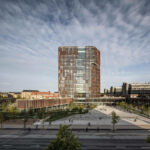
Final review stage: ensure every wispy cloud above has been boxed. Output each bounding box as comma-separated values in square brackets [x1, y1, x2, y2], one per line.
[0, 0, 150, 92]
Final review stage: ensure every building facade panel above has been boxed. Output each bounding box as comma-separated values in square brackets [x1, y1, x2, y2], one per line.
[58, 46, 100, 99]
[17, 98, 72, 110]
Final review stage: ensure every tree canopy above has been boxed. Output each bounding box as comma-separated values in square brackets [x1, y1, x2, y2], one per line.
[111, 111, 120, 131]
[44, 125, 81, 150]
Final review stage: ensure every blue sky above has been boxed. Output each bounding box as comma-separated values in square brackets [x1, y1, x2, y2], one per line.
[0, 0, 150, 92]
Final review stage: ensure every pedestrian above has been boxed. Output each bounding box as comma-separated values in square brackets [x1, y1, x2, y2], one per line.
[85, 127, 88, 132]
[36, 125, 38, 129]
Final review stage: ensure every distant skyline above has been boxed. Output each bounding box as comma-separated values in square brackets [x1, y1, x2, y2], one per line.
[0, 0, 150, 92]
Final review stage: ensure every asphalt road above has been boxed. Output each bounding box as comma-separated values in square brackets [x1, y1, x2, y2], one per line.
[0, 129, 150, 150]
[0, 138, 150, 150]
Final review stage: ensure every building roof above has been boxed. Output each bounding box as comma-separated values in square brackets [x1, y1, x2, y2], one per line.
[31, 91, 51, 95]
[9, 92, 21, 94]
[22, 90, 39, 92]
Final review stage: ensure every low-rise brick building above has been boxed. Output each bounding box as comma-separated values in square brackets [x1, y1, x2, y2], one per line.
[17, 98, 72, 110]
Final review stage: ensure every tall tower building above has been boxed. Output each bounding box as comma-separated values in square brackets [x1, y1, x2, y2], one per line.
[58, 46, 100, 99]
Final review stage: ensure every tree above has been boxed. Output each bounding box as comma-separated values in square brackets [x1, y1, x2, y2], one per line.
[141, 105, 146, 114]
[79, 107, 83, 114]
[37, 108, 46, 119]
[44, 125, 81, 150]
[116, 102, 119, 107]
[111, 111, 120, 131]
[28, 109, 34, 116]
[17, 95, 21, 99]
[23, 110, 28, 129]
[128, 104, 133, 112]
[146, 135, 150, 143]
[0, 112, 5, 128]
[41, 108, 46, 129]
[1, 103, 9, 112]
[148, 106, 150, 116]
[69, 102, 78, 111]
[9, 105, 18, 119]
[119, 101, 126, 109]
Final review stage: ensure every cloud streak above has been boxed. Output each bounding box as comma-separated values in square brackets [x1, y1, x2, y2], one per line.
[0, 0, 150, 92]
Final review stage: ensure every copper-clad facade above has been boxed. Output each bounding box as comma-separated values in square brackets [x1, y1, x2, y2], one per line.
[58, 46, 100, 99]
[17, 98, 72, 110]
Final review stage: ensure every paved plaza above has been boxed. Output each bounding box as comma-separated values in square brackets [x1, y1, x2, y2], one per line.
[51, 105, 150, 129]
[2, 105, 150, 129]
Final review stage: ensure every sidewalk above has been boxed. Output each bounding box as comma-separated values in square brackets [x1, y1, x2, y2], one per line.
[1, 124, 150, 130]
[0, 129, 149, 139]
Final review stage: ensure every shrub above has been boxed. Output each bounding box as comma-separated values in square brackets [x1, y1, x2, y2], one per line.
[146, 136, 150, 143]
